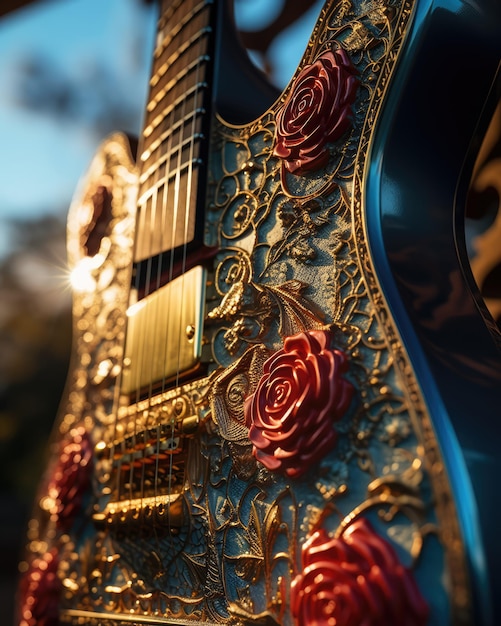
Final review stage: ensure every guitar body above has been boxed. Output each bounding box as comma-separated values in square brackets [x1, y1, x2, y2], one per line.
[18, 1, 501, 625]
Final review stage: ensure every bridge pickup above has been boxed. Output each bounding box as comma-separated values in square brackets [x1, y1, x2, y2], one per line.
[121, 265, 206, 395]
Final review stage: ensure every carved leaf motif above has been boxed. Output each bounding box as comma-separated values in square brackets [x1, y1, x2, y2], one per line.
[210, 343, 270, 444]
[260, 280, 325, 338]
[208, 281, 245, 321]
[230, 501, 266, 584]
[234, 554, 264, 583]
[248, 500, 265, 558]
[265, 211, 329, 269]
[231, 498, 283, 587]
[332, 0, 355, 25]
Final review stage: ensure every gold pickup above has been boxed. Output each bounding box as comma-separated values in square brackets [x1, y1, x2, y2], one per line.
[121, 265, 206, 395]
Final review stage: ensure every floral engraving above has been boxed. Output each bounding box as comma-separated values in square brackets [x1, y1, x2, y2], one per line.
[291, 518, 429, 626]
[273, 48, 359, 175]
[244, 330, 353, 477]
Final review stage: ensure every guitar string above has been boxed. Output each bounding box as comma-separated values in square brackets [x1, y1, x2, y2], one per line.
[138, 94, 165, 540]
[129, 162, 157, 543]
[163, 20, 194, 545]
[120, 0, 176, 516]
[152, 0, 203, 572]
[160, 0, 207, 576]
[129, 0, 188, 573]
[139, 0, 184, 551]
[115, 0, 172, 540]
[102, 0, 205, 586]
[112, 179, 146, 508]
[146, 0, 182, 554]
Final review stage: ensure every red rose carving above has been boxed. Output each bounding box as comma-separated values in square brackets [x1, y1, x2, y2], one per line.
[46, 426, 93, 531]
[273, 48, 358, 175]
[244, 330, 353, 478]
[18, 548, 61, 626]
[291, 518, 429, 626]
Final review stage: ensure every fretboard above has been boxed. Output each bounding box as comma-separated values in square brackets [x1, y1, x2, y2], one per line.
[134, 0, 215, 263]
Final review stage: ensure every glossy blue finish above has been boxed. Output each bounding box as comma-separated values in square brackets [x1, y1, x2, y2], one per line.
[366, 0, 501, 623]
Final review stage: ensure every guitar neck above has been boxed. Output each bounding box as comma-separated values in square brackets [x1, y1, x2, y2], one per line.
[134, 0, 216, 263]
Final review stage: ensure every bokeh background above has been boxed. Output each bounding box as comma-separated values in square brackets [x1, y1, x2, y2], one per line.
[0, 0, 323, 622]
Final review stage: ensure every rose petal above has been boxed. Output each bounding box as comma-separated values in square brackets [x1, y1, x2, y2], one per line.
[273, 48, 359, 175]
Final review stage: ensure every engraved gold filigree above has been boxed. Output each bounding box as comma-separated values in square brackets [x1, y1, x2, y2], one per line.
[201, 0, 470, 622]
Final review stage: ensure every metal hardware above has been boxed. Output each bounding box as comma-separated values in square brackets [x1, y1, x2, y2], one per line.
[121, 265, 206, 394]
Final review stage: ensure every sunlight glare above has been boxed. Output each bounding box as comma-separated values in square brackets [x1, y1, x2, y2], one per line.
[69, 257, 97, 293]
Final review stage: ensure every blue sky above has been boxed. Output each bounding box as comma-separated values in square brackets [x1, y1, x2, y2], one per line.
[0, 0, 155, 237]
[0, 0, 322, 257]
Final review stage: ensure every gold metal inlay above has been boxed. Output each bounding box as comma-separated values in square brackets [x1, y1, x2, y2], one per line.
[93, 493, 184, 527]
[60, 609, 225, 625]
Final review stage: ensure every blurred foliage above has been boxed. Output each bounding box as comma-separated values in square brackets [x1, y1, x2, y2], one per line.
[0, 0, 156, 19]
[14, 56, 143, 139]
[12, 3, 155, 140]
[0, 214, 72, 503]
[0, 215, 72, 625]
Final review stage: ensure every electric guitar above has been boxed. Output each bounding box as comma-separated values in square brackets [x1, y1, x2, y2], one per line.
[18, 0, 501, 624]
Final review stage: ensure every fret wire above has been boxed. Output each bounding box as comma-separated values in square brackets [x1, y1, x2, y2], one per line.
[138, 158, 203, 211]
[157, 0, 205, 31]
[144, 79, 207, 156]
[143, 87, 205, 153]
[146, 54, 210, 114]
[142, 121, 205, 170]
[142, 111, 204, 164]
[144, 81, 207, 138]
[138, 157, 204, 206]
[151, 25, 212, 90]
[144, 74, 206, 136]
[149, 25, 210, 105]
[141, 111, 205, 174]
[147, 14, 211, 113]
[157, 0, 199, 37]
[134, 169, 201, 262]
[157, 0, 184, 28]
[154, 0, 210, 60]
[156, 0, 202, 44]
[136, 3, 211, 258]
